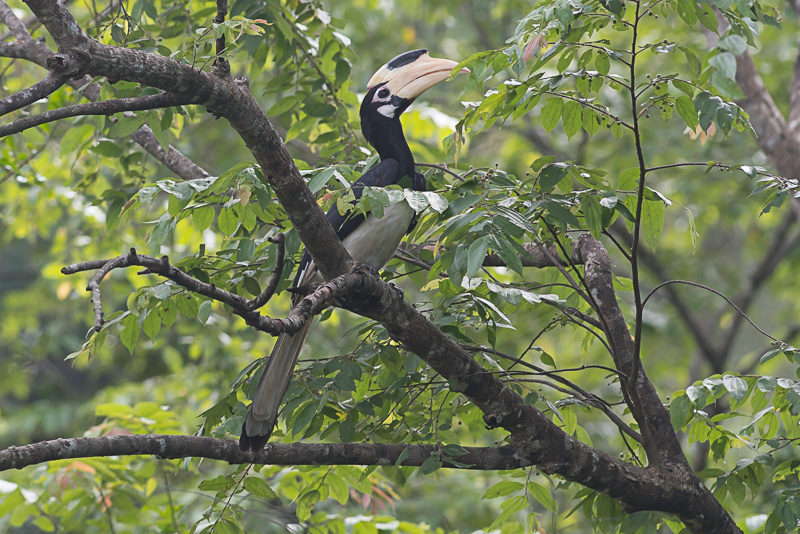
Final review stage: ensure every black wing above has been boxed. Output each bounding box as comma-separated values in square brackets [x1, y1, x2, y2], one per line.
[326, 158, 405, 243]
[292, 159, 404, 287]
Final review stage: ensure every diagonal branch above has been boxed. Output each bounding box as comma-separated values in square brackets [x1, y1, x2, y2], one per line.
[789, 21, 800, 131]
[0, 70, 66, 115]
[718, 213, 800, 362]
[0, 0, 32, 39]
[0, 92, 191, 137]
[735, 52, 800, 177]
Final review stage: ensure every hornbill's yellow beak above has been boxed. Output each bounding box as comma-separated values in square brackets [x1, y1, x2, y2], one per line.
[367, 49, 469, 100]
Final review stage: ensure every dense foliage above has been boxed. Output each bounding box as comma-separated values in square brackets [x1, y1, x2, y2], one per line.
[1, 0, 800, 532]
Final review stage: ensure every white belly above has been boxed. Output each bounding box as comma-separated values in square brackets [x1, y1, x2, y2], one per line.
[341, 200, 414, 269]
[302, 200, 414, 286]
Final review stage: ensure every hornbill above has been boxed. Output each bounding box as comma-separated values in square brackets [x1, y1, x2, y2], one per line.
[239, 50, 466, 452]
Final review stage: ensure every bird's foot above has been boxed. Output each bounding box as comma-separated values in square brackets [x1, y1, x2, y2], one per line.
[357, 263, 402, 298]
[362, 263, 381, 278]
[389, 282, 404, 299]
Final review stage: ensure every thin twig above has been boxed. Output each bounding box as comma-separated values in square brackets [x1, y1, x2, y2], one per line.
[213, 0, 227, 61]
[416, 162, 465, 182]
[246, 233, 286, 310]
[62, 248, 357, 336]
[461, 344, 641, 444]
[0, 92, 189, 137]
[642, 280, 785, 345]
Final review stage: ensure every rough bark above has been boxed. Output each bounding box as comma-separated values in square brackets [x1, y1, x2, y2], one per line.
[3, 1, 742, 530]
[0, 435, 524, 472]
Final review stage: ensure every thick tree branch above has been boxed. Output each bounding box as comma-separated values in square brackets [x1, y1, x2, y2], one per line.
[575, 235, 685, 465]
[0, 435, 524, 472]
[735, 52, 800, 177]
[0, 92, 189, 137]
[789, 33, 800, 133]
[0, 70, 66, 115]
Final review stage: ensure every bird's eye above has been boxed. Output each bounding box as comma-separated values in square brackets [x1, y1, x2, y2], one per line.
[377, 88, 390, 99]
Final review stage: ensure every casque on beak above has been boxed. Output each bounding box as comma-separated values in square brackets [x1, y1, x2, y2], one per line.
[367, 50, 470, 100]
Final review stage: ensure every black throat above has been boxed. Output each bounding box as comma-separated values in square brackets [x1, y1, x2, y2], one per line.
[360, 95, 415, 179]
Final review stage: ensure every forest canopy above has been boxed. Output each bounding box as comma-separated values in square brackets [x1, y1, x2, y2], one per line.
[1, 0, 800, 532]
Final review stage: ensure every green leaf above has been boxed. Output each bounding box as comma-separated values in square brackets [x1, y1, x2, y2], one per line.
[291, 402, 318, 436]
[581, 195, 603, 239]
[337, 417, 355, 442]
[698, 94, 722, 131]
[686, 207, 698, 252]
[618, 168, 640, 190]
[142, 309, 161, 341]
[676, 0, 698, 26]
[582, 108, 600, 136]
[709, 52, 736, 80]
[527, 481, 558, 513]
[192, 205, 214, 231]
[395, 445, 410, 466]
[530, 155, 556, 172]
[218, 207, 238, 235]
[267, 95, 298, 116]
[419, 453, 442, 475]
[466, 236, 490, 278]
[490, 233, 523, 274]
[695, 2, 718, 33]
[671, 79, 694, 97]
[60, 123, 95, 156]
[442, 443, 467, 456]
[423, 192, 449, 213]
[723, 374, 748, 402]
[120, 312, 139, 353]
[243, 477, 279, 499]
[490, 496, 528, 529]
[562, 100, 582, 138]
[760, 349, 782, 364]
[539, 163, 570, 191]
[675, 95, 699, 130]
[641, 198, 665, 251]
[197, 300, 212, 324]
[541, 98, 564, 132]
[599, 0, 624, 17]
[151, 283, 171, 300]
[557, 47, 577, 73]
[482, 481, 523, 499]
[670, 394, 693, 430]
[595, 53, 610, 76]
[719, 34, 748, 55]
[108, 114, 146, 138]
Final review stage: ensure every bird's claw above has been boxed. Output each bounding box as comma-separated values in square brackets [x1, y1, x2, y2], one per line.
[389, 282, 404, 299]
[362, 263, 381, 278]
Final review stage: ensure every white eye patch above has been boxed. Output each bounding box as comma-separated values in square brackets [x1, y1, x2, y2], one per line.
[372, 86, 392, 103]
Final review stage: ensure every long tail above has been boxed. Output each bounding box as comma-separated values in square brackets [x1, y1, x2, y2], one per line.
[239, 318, 313, 452]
